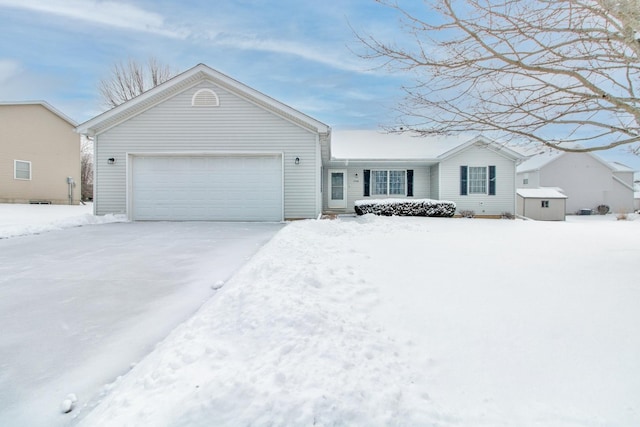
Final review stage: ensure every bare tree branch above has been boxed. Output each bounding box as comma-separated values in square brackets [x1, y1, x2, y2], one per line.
[98, 57, 177, 109]
[358, 0, 640, 153]
[80, 136, 93, 201]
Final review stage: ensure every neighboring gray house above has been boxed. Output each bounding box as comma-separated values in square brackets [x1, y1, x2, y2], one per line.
[517, 188, 568, 221]
[322, 130, 524, 217]
[77, 64, 330, 221]
[517, 150, 636, 214]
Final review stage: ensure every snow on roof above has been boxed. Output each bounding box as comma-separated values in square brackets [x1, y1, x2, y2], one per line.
[517, 187, 568, 199]
[330, 130, 475, 160]
[610, 161, 635, 173]
[516, 149, 564, 173]
[517, 148, 637, 174]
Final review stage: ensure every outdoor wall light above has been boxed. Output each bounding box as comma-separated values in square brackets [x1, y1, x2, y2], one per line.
[295, 157, 300, 165]
[107, 157, 116, 164]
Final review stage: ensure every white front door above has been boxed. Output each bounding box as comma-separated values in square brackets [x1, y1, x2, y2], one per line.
[328, 169, 347, 209]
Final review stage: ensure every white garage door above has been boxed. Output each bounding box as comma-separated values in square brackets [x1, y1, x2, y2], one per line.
[132, 155, 282, 221]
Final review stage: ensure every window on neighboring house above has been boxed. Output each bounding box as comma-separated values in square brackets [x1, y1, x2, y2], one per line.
[541, 200, 550, 208]
[523, 178, 529, 185]
[363, 169, 414, 197]
[460, 165, 496, 195]
[14, 160, 31, 180]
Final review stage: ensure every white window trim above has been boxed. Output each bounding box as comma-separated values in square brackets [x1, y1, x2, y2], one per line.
[371, 169, 407, 196]
[468, 166, 487, 195]
[14, 160, 31, 180]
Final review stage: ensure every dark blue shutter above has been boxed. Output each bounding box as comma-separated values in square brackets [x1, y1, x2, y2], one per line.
[363, 169, 370, 196]
[460, 166, 468, 195]
[489, 165, 496, 195]
[407, 169, 414, 197]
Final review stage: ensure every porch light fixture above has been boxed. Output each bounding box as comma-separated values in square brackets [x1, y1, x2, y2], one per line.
[294, 157, 300, 165]
[107, 157, 116, 164]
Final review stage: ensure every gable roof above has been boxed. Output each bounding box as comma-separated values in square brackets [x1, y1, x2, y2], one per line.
[76, 63, 330, 137]
[0, 101, 78, 126]
[517, 148, 635, 174]
[330, 130, 523, 162]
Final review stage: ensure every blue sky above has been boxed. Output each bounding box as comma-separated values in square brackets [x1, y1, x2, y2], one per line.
[0, 0, 409, 128]
[1, 0, 639, 171]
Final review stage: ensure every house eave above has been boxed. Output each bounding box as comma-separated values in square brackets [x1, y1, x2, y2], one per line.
[1, 100, 78, 127]
[328, 157, 440, 165]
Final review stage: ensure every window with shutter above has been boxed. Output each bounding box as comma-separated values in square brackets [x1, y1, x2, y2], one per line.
[363, 170, 370, 196]
[460, 166, 468, 195]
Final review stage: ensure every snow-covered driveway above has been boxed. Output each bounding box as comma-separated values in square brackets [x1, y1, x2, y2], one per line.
[0, 220, 283, 427]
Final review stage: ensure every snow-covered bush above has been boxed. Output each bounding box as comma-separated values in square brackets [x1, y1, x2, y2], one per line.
[354, 199, 456, 217]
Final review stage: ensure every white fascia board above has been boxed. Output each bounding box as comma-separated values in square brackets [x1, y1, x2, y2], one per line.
[438, 135, 524, 161]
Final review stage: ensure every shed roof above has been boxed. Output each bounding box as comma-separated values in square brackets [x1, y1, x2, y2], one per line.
[517, 188, 568, 199]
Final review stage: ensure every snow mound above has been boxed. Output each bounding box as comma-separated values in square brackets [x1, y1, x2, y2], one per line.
[0, 210, 127, 239]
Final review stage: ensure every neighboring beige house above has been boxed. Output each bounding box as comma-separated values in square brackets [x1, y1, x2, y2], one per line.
[0, 101, 81, 204]
[517, 150, 635, 214]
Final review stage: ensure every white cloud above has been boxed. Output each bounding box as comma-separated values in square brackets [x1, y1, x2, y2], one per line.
[207, 32, 370, 74]
[0, 0, 188, 38]
[0, 59, 21, 84]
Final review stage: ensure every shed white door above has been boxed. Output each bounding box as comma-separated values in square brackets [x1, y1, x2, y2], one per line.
[131, 155, 282, 221]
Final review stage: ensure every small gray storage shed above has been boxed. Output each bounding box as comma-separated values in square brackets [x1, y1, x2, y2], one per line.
[517, 188, 568, 221]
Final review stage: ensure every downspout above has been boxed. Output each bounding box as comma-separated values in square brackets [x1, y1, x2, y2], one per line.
[67, 176, 75, 205]
[316, 133, 321, 218]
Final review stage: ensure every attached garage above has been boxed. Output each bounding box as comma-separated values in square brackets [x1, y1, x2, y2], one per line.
[76, 64, 330, 222]
[131, 154, 283, 221]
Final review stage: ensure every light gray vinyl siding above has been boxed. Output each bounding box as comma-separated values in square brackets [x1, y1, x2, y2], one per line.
[430, 163, 440, 199]
[94, 81, 319, 219]
[322, 164, 431, 213]
[439, 144, 517, 216]
[516, 170, 541, 188]
[536, 154, 635, 213]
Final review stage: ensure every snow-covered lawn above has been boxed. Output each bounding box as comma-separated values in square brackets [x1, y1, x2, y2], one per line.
[67, 213, 639, 427]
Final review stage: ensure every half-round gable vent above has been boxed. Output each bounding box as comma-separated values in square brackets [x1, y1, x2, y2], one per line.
[191, 89, 220, 107]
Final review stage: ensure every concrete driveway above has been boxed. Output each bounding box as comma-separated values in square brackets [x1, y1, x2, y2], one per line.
[0, 221, 284, 427]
